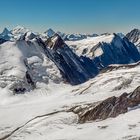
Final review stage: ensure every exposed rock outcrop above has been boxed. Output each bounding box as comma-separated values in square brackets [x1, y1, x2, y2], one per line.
[38, 34, 99, 85]
[126, 29, 140, 45]
[70, 86, 140, 123]
[100, 61, 140, 73]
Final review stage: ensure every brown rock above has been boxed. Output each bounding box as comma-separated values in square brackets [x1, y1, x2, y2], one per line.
[70, 86, 140, 123]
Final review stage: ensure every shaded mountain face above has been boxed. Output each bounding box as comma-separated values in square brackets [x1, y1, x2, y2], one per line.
[44, 28, 55, 38]
[38, 34, 98, 85]
[0, 26, 36, 42]
[0, 38, 7, 45]
[0, 31, 99, 94]
[93, 34, 140, 69]
[67, 34, 140, 69]
[0, 28, 13, 41]
[126, 29, 140, 49]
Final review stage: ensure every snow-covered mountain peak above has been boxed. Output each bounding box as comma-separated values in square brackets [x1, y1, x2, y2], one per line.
[11, 25, 30, 36]
[126, 28, 140, 50]
[44, 28, 55, 38]
[0, 39, 62, 93]
[0, 28, 139, 90]
[67, 33, 140, 69]
[56, 31, 99, 41]
[66, 34, 115, 57]
[130, 28, 140, 33]
[22, 31, 38, 41]
[67, 34, 114, 45]
[116, 32, 125, 38]
[46, 34, 65, 50]
[0, 27, 13, 41]
[1, 28, 11, 36]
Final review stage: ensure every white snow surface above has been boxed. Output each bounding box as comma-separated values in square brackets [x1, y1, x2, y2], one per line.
[66, 34, 114, 57]
[0, 40, 62, 92]
[0, 63, 140, 140]
[0, 28, 140, 139]
[11, 25, 29, 36]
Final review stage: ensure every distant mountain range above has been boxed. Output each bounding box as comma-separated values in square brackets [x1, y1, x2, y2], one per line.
[0, 26, 140, 93]
[43, 28, 99, 41]
[0, 26, 140, 140]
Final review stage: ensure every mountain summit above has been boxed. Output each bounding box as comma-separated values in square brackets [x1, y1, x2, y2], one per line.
[44, 28, 55, 37]
[0, 28, 13, 41]
[126, 29, 140, 50]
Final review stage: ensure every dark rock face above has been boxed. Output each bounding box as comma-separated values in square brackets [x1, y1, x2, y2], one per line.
[126, 29, 140, 44]
[36, 34, 140, 85]
[13, 87, 26, 94]
[0, 38, 7, 45]
[93, 34, 140, 69]
[25, 71, 36, 88]
[0, 28, 12, 41]
[36, 35, 98, 85]
[100, 61, 140, 73]
[70, 86, 140, 123]
[128, 86, 140, 107]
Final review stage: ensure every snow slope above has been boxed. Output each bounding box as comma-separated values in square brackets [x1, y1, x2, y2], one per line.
[66, 34, 114, 57]
[0, 63, 140, 140]
[0, 26, 140, 140]
[66, 34, 140, 69]
[0, 39, 62, 94]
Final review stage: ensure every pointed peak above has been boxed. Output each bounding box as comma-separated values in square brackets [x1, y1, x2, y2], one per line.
[3, 27, 9, 32]
[45, 33, 65, 50]
[44, 28, 55, 33]
[126, 28, 140, 44]
[44, 28, 55, 37]
[1, 27, 11, 35]
[127, 28, 140, 36]
[116, 33, 125, 39]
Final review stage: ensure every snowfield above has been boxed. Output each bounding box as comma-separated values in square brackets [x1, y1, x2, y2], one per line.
[66, 34, 114, 57]
[0, 26, 140, 140]
[0, 63, 140, 140]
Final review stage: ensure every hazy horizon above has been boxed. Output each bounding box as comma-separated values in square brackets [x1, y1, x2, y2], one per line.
[0, 0, 140, 34]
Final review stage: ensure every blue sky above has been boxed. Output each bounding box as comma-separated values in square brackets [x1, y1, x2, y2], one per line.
[0, 0, 140, 34]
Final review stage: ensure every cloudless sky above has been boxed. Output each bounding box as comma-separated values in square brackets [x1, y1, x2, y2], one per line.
[0, 0, 140, 34]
